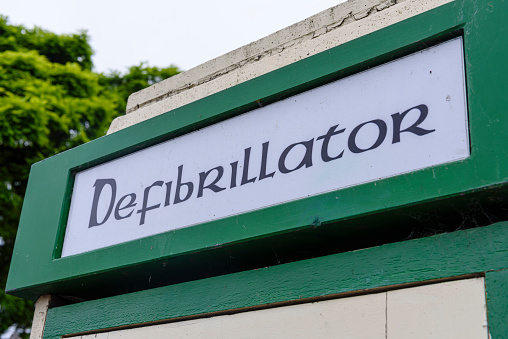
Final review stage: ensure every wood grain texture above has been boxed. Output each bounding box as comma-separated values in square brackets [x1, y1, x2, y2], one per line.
[70, 292, 387, 339]
[43, 222, 508, 338]
[67, 278, 488, 339]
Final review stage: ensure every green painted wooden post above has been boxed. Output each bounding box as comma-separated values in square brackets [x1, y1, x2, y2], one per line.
[486, 270, 508, 339]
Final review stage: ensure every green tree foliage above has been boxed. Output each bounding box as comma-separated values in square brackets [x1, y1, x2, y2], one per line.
[0, 16, 93, 71]
[0, 16, 179, 336]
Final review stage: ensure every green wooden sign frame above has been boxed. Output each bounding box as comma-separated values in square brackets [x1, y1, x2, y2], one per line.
[7, 0, 508, 300]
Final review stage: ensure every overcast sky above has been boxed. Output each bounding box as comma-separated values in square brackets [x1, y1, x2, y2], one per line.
[2, 0, 346, 74]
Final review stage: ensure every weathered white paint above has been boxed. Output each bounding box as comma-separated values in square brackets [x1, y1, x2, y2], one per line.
[63, 38, 468, 257]
[70, 278, 488, 339]
[29, 295, 51, 339]
[108, 0, 454, 133]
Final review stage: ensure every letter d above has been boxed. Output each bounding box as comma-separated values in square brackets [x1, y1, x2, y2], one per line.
[89, 178, 117, 228]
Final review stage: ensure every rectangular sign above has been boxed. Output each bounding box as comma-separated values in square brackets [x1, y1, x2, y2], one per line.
[62, 37, 469, 257]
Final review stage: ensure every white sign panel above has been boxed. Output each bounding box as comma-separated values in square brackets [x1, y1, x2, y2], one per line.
[62, 38, 469, 257]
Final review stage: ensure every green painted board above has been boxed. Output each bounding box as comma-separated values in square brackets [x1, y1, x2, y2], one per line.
[42, 222, 508, 338]
[486, 269, 508, 339]
[7, 0, 508, 300]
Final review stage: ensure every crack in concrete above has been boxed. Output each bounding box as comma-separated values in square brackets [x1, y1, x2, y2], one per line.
[126, 0, 403, 115]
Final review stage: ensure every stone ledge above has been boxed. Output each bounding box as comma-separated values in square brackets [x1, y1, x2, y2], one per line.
[108, 0, 451, 134]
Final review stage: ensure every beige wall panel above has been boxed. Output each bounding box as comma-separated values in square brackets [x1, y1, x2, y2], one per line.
[386, 278, 488, 339]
